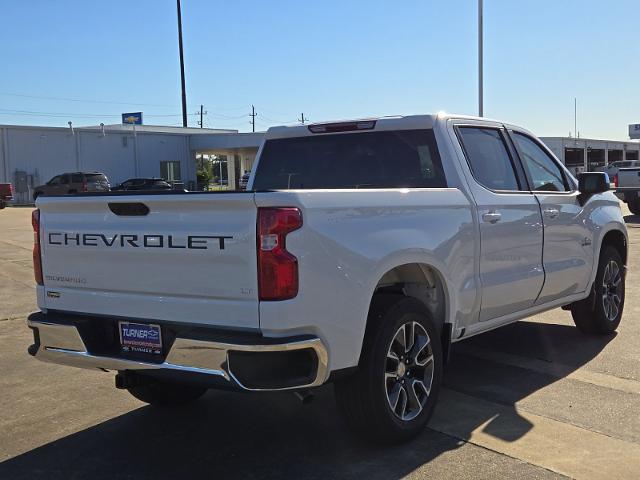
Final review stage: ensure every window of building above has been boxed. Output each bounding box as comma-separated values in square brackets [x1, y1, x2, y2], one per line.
[608, 150, 623, 163]
[626, 151, 639, 161]
[457, 127, 520, 191]
[160, 161, 182, 182]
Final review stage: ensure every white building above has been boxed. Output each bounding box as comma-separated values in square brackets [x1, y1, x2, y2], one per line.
[0, 123, 263, 204]
[540, 136, 640, 175]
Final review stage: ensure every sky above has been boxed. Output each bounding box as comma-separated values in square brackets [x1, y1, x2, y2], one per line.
[0, 0, 638, 139]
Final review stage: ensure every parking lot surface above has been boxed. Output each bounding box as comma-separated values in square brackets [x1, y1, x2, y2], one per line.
[1, 206, 639, 479]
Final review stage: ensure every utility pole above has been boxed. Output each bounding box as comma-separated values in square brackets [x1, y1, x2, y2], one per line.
[198, 104, 207, 128]
[298, 113, 307, 124]
[478, 0, 483, 117]
[573, 97, 579, 142]
[177, 0, 188, 127]
[250, 105, 256, 132]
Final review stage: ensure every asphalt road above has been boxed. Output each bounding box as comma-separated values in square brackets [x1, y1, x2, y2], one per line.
[1, 205, 639, 479]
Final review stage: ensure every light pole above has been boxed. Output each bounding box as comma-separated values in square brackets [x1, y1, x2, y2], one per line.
[177, 0, 188, 127]
[478, 0, 483, 117]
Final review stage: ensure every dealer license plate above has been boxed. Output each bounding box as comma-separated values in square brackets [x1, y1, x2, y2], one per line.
[119, 322, 162, 355]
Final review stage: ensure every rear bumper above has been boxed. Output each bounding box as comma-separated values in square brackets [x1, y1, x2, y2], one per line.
[27, 311, 329, 391]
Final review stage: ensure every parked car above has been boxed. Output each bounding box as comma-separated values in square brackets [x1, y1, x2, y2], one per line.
[33, 172, 110, 200]
[601, 160, 640, 179]
[239, 172, 251, 190]
[28, 113, 627, 444]
[0, 183, 13, 209]
[112, 178, 172, 191]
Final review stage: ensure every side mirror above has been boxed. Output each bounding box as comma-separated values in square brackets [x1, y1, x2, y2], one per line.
[578, 172, 610, 195]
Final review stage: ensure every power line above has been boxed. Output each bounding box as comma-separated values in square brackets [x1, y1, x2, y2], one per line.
[0, 108, 199, 119]
[0, 91, 178, 108]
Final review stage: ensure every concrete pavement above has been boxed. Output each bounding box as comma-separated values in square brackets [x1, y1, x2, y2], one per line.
[1, 206, 638, 479]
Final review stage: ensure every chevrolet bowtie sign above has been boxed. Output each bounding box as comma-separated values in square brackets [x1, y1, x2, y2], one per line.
[122, 112, 143, 125]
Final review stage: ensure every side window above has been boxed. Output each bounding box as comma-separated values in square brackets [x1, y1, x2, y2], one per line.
[71, 174, 83, 183]
[48, 175, 61, 185]
[60, 174, 70, 185]
[458, 127, 521, 191]
[513, 133, 569, 192]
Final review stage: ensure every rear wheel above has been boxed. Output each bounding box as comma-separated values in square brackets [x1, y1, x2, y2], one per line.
[571, 246, 625, 334]
[628, 199, 640, 215]
[127, 380, 207, 406]
[335, 295, 442, 443]
[0, 200, 5, 210]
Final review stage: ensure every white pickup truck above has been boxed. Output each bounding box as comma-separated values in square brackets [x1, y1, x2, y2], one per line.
[28, 113, 627, 443]
[615, 166, 640, 214]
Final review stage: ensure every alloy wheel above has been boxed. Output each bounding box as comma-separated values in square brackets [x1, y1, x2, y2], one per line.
[601, 260, 622, 322]
[384, 321, 435, 421]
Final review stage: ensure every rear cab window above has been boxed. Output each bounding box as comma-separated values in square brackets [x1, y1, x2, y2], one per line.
[252, 129, 446, 190]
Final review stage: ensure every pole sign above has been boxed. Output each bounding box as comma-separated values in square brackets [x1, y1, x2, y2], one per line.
[629, 124, 640, 139]
[122, 112, 143, 125]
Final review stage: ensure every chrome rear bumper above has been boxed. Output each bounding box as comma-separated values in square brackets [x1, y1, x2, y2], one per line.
[28, 315, 329, 392]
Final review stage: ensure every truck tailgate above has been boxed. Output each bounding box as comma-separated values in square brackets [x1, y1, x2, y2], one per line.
[37, 193, 260, 329]
[618, 167, 640, 188]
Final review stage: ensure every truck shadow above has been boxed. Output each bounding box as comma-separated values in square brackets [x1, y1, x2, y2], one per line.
[0, 321, 613, 479]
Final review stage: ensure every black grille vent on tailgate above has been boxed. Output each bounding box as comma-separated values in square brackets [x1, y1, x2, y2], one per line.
[108, 203, 150, 216]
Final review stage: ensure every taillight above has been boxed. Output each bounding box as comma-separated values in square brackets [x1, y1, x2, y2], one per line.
[257, 207, 302, 300]
[8, 183, 13, 197]
[32, 209, 43, 285]
[613, 174, 618, 188]
[82, 180, 88, 192]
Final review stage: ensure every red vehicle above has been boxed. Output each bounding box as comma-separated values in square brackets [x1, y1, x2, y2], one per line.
[0, 183, 13, 209]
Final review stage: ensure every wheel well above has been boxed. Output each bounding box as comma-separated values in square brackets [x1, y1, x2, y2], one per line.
[601, 230, 627, 265]
[360, 263, 449, 360]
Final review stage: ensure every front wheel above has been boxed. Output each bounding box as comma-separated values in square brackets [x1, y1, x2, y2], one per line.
[335, 295, 443, 443]
[127, 380, 207, 406]
[571, 246, 625, 334]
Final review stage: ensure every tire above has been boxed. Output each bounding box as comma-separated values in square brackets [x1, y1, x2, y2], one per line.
[629, 199, 640, 215]
[127, 380, 207, 407]
[68, 190, 77, 195]
[571, 246, 625, 334]
[335, 295, 443, 443]
[0, 200, 5, 210]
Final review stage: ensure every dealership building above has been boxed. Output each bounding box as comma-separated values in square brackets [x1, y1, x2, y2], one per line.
[539, 136, 640, 176]
[2, 121, 640, 204]
[0, 123, 263, 204]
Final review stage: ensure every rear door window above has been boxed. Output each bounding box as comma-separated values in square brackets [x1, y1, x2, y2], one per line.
[252, 129, 446, 190]
[86, 174, 107, 182]
[457, 127, 522, 191]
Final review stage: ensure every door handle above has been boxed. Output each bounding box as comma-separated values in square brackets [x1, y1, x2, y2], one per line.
[482, 211, 502, 223]
[543, 208, 560, 219]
